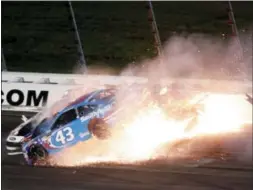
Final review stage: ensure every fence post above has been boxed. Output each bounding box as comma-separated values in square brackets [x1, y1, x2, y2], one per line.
[2, 48, 7, 71]
[146, 0, 162, 57]
[68, 0, 87, 73]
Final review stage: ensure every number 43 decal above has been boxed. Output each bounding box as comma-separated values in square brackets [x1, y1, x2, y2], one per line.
[55, 127, 75, 144]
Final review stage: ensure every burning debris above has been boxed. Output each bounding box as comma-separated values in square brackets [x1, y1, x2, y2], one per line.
[52, 33, 252, 167]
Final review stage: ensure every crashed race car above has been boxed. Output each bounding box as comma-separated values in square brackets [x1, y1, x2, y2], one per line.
[7, 88, 117, 165]
[6, 115, 36, 155]
[5, 86, 114, 155]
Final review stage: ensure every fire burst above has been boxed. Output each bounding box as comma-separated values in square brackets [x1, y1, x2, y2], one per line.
[55, 92, 252, 167]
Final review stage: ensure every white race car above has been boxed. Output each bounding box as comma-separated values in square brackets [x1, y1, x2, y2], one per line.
[6, 115, 37, 155]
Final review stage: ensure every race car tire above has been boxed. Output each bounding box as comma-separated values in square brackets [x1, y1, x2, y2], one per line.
[28, 145, 49, 166]
[88, 118, 111, 140]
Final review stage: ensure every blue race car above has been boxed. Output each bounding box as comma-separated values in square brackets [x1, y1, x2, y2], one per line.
[22, 88, 117, 165]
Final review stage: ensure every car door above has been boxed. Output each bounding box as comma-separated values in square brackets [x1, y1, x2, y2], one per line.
[47, 108, 91, 152]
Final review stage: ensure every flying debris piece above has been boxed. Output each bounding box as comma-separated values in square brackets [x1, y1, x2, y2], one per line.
[246, 94, 252, 104]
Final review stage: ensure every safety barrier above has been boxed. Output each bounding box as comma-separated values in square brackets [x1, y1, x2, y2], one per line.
[2, 71, 147, 85]
[1, 71, 252, 112]
[1, 71, 148, 112]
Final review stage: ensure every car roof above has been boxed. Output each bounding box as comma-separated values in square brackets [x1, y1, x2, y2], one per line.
[60, 88, 116, 113]
[34, 88, 117, 131]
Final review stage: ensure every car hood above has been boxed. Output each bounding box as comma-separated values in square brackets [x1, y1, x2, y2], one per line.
[10, 112, 54, 138]
[31, 119, 52, 138]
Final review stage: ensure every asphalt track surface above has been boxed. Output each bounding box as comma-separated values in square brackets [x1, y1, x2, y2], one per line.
[2, 111, 253, 190]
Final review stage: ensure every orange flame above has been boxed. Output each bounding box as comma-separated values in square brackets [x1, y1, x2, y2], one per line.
[54, 93, 252, 167]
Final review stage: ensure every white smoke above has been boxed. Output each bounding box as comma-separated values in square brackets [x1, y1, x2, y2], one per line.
[120, 32, 252, 82]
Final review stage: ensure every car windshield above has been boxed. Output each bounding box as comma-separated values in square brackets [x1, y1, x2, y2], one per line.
[31, 98, 67, 127]
[77, 105, 97, 117]
[31, 110, 55, 128]
[31, 118, 49, 138]
[32, 109, 78, 138]
[51, 109, 77, 131]
[31, 107, 61, 138]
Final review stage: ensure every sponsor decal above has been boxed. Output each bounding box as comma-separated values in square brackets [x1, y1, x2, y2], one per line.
[80, 104, 113, 122]
[79, 131, 90, 138]
[9, 137, 16, 141]
[7, 135, 24, 142]
[2, 89, 48, 106]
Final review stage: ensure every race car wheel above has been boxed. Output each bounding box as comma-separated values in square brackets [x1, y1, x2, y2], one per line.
[28, 145, 48, 166]
[88, 118, 111, 140]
